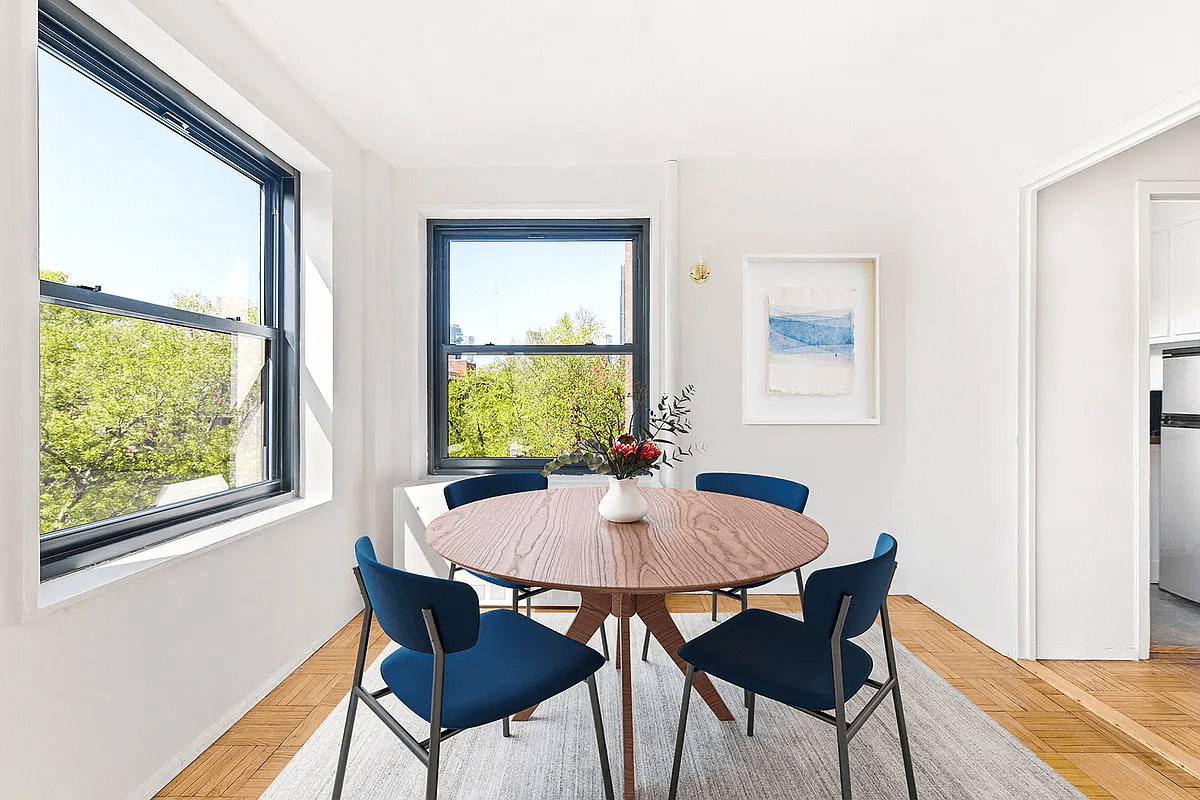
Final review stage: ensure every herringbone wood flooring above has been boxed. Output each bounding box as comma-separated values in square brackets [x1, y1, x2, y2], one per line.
[153, 595, 1200, 799]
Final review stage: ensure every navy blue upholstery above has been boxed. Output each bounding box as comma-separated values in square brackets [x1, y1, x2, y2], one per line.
[443, 473, 548, 590]
[678, 533, 897, 710]
[678, 609, 873, 711]
[337, 536, 616, 800]
[803, 533, 897, 640]
[695, 472, 809, 513]
[381, 609, 605, 729]
[667, 533, 917, 800]
[696, 472, 809, 590]
[444, 472, 547, 510]
[356, 537, 480, 654]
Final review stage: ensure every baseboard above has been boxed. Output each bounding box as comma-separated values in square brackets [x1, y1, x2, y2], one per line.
[125, 611, 357, 800]
[1033, 645, 1139, 660]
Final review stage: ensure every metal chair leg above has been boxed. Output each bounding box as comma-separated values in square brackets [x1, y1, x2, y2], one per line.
[747, 691, 755, 737]
[511, 590, 519, 614]
[880, 590, 918, 799]
[599, 621, 610, 660]
[502, 716, 510, 738]
[447, 563, 458, 580]
[641, 626, 652, 661]
[330, 691, 358, 800]
[832, 596, 853, 800]
[586, 674, 616, 800]
[795, 568, 805, 608]
[335, 571, 374, 800]
[892, 679, 918, 799]
[526, 595, 532, 616]
[741, 590, 751, 708]
[667, 665, 696, 800]
[711, 591, 718, 621]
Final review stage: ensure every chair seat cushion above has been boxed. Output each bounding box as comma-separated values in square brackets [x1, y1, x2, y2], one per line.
[678, 609, 873, 712]
[464, 569, 527, 591]
[380, 610, 604, 729]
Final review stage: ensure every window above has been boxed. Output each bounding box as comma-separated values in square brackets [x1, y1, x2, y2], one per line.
[37, 0, 300, 580]
[428, 220, 650, 473]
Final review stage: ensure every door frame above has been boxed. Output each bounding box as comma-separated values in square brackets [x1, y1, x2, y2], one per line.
[1136, 183, 1200, 657]
[1017, 89, 1200, 660]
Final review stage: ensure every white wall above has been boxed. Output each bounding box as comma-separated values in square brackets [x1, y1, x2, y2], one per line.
[676, 161, 911, 589]
[1035, 117, 1200, 658]
[386, 160, 912, 591]
[0, 1, 380, 798]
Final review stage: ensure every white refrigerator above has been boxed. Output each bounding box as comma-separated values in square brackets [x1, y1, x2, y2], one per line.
[1161, 347, 1200, 602]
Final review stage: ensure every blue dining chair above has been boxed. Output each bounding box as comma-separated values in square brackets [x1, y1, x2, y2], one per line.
[666, 533, 918, 800]
[332, 537, 615, 800]
[443, 472, 609, 661]
[641, 472, 809, 663]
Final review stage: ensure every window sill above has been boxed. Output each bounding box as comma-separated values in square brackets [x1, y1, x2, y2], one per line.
[35, 495, 329, 616]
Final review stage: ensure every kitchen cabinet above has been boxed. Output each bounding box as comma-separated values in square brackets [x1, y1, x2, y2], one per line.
[1150, 211, 1200, 343]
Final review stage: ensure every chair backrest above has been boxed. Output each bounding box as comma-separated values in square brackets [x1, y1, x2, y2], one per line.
[801, 533, 897, 640]
[444, 472, 549, 510]
[695, 471, 809, 513]
[354, 536, 480, 654]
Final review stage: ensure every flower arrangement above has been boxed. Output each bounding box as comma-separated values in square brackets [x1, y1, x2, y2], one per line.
[541, 384, 701, 479]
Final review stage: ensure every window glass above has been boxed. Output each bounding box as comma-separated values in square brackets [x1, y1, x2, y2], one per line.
[38, 49, 263, 321]
[39, 304, 267, 535]
[449, 240, 631, 346]
[429, 220, 649, 472]
[35, 3, 298, 579]
[447, 353, 632, 458]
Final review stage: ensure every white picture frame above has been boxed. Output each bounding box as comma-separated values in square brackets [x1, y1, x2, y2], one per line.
[742, 254, 880, 425]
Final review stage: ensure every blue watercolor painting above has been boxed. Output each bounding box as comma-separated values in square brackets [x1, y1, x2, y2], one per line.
[768, 310, 854, 356]
[766, 286, 857, 395]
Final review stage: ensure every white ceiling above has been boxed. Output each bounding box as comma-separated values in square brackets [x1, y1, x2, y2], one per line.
[211, 0, 1200, 170]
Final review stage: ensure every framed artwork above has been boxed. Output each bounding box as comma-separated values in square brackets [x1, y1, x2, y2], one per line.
[742, 254, 880, 424]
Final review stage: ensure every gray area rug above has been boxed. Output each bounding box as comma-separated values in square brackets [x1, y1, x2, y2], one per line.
[263, 613, 1083, 799]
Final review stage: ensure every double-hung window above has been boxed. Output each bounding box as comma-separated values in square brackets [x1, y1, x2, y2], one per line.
[427, 220, 650, 473]
[37, 0, 300, 579]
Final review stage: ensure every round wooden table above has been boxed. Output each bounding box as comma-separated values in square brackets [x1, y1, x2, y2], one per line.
[425, 486, 829, 800]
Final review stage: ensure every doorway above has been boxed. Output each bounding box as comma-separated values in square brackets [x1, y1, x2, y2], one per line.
[1146, 193, 1200, 649]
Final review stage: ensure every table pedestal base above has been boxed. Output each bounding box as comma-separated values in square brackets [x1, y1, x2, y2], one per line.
[513, 591, 734, 800]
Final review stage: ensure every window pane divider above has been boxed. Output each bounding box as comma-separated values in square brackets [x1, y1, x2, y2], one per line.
[40, 280, 274, 338]
[444, 344, 637, 356]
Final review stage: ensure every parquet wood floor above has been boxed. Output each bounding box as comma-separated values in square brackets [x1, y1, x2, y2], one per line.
[153, 595, 1200, 799]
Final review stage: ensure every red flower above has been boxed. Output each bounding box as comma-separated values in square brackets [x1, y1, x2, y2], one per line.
[639, 442, 662, 460]
[611, 434, 638, 457]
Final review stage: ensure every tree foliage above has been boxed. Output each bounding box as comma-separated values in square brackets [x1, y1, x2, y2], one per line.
[447, 309, 629, 459]
[39, 271, 262, 535]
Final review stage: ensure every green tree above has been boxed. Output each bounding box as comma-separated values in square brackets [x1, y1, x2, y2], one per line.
[447, 309, 629, 459]
[39, 271, 262, 534]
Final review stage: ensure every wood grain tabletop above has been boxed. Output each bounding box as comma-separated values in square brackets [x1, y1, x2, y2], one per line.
[425, 486, 829, 593]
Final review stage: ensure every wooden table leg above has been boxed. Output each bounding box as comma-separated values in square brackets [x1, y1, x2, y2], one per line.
[637, 593, 734, 722]
[615, 594, 635, 800]
[512, 590, 610, 722]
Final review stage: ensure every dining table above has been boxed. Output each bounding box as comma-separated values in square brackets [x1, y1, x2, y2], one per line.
[424, 485, 829, 800]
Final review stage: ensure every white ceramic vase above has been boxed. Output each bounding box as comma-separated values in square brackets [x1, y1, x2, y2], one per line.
[597, 476, 648, 523]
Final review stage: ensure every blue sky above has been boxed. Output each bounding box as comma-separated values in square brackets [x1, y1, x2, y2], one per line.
[37, 49, 261, 317]
[450, 240, 627, 347]
[39, 48, 626, 336]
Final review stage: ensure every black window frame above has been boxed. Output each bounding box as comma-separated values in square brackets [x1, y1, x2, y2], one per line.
[37, 0, 301, 580]
[427, 219, 651, 474]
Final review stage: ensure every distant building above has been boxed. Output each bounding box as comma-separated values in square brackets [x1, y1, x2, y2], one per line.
[448, 357, 474, 379]
[450, 323, 463, 345]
